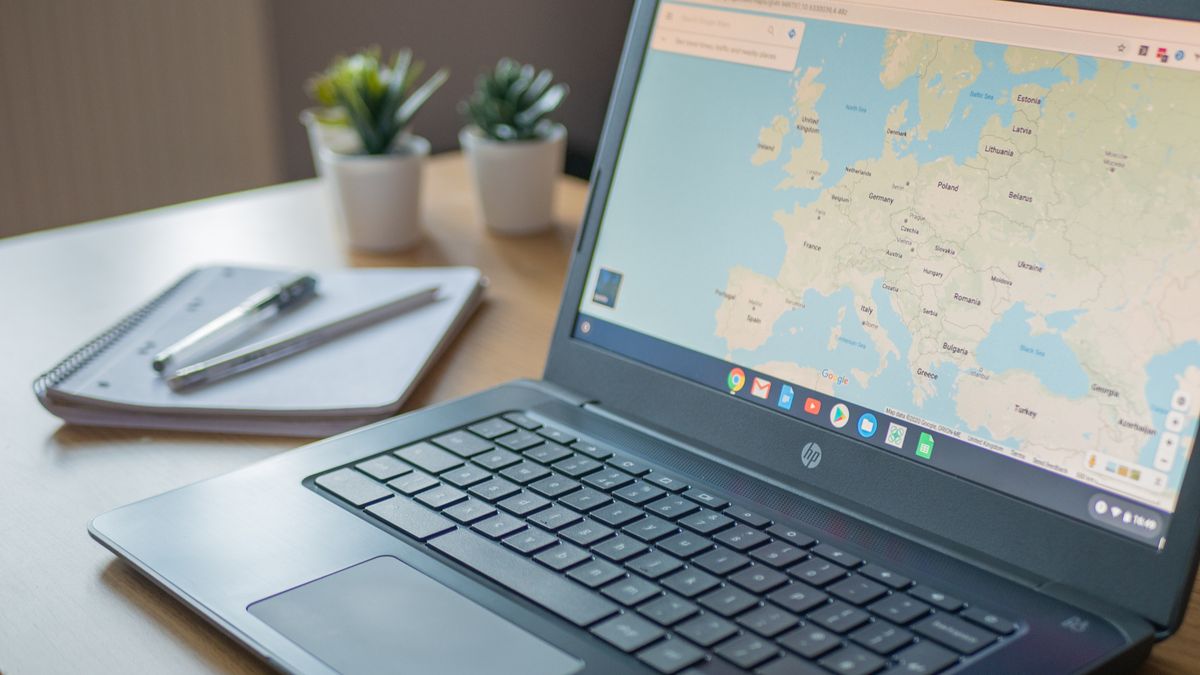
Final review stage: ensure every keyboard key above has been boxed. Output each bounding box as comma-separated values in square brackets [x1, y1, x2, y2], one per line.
[524, 442, 573, 465]
[758, 655, 827, 675]
[443, 498, 496, 524]
[387, 471, 439, 496]
[715, 634, 778, 669]
[693, 547, 750, 576]
[497, 491, 550, 516]
[737, 604, 798, 637]
[571, 440, 613, 460]
[788, 558, 845, 586]
[859, 563, 910, 590]
[623, 515, 677, 542]
[316, 468, 393, 506]
[583, 468, 635, 491]
[473, 512, 527, 540]
[698, 585, 758, 617]
[850, 619, 912, 655]
[602, 576, 662, 606]
[397, 442, 464, 473]
[638, 594, 698, 626]
[729, 565, 788, 594]
[468, 477, 521, 502]
[592, 502, 643, 527]
[751, 541, 806, 568]
[644, 471, 689, 492]
[637, 638, 705, 674]
[679, 509, 735, 534]
[778, 624, 840, 659]
[472, 448, 523, 471]
[503, 412, 541, 430]
[441, 464, 492, 488]
[591, 613, 664, 652]
[354, 455, 411, 481]
[661, 568, 721, 598]
[467, 417, 516, 439]
[767, 523, 817, 548]
[724, 505, 771, 528]
[646, 496, 700, 520]
[567, 559, 624, 588]
[868, 594, 930, 625]
[538, 426, 577, 445]
[892, 640, 959, 674]
[808, 602, 870, 633]
[534, 542, 590, 571]
[627, 551, 684, 579]
[912, 614, 996, 655]
[416, 484, 468, 509]
[529, 474, 580, 498]
[500, 461, 551, 484]
[500, 526, 556, 553]
[431, 431, 492, 458]
[657, 531, 713, 559]
[961, 606, 1016, 635]
[767, 582, 828, 614]
[813, 543, 862, 568]
[528, 504, 583, 531]
[592, 534, 649, 562]
[560, 487, 612, 512]
[365, 498, 454, 540]
[827, 575, 888, 605]
[818, 645, 885, 675]
[614, 481, 666, 505]
[675, 613, 738, 647]
[553, 455, 604, 478]
[908, 586, 964, 612]
[609, 455, 652, 476]
[560, 519, 615, 547]
[682, 488, 728, 509]
[714, 525, 770, 551]
[430, 528, 617, 627]
[496, 430, 544, 451]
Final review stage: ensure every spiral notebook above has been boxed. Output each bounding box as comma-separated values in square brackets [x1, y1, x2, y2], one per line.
[34, 264, 485, 437]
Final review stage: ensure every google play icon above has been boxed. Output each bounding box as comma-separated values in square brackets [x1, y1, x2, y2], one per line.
[830, 403, 850, 428]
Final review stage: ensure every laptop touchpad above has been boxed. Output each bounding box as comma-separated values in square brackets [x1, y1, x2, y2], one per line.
[248, 556, 583, 675]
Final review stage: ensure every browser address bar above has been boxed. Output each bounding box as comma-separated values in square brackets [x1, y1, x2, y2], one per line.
[652, 3, 806, 72]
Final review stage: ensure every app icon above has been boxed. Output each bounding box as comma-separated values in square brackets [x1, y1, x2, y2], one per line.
[727, 367, 746, 394]
[1176, 49, 1186, 61]
[751, 377, 772, 399]
[857, 413, 877, 438]
[916, 432, 934, 459]
[830, 403, 850, 428]
[592, 268, 623, 307]
[804, 397, 821, 415]
[1138, 44, 1149, 56]
[777, 384, 795, 410]
[1157, 47, 1168, 63]
[885, 422, 907, 448]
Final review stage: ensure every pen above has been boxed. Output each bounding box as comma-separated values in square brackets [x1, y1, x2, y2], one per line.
[166, 284, 440, 392]
[152, 272, 318, 373]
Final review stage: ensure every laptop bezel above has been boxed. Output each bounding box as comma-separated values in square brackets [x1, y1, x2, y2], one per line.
[545, 0, 1200, 631]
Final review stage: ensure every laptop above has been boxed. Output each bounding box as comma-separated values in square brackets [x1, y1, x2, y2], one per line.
[91, 1, 1200, 673]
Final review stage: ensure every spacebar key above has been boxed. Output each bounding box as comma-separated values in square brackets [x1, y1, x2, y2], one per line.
[430, 528, 619, 627]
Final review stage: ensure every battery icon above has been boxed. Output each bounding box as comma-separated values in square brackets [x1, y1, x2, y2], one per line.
[916, 432, 934, 459]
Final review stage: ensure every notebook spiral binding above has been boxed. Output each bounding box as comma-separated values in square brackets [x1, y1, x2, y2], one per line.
[32, 270, 200, 399]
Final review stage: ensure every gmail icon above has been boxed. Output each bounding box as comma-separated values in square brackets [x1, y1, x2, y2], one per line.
[750, 377, 772, 399]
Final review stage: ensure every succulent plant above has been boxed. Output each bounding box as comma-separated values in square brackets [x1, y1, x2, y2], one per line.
[462, 58, 569, 141]
[307, 47, 448, 155]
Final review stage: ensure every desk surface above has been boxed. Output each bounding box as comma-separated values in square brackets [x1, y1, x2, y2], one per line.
[0, 153, 1197, 673]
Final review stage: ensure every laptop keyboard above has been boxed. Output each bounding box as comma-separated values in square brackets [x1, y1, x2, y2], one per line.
[310, 412, 1020, 674]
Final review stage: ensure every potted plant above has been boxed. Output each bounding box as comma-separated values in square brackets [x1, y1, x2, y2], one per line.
[307, 47, 448, 251]
[459, 59, 569, 236]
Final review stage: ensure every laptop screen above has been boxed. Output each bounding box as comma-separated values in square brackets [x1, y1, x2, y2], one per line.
[575, 0, 1200, 547]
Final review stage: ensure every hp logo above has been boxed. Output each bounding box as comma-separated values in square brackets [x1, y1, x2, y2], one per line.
[800, 442, 822, 469]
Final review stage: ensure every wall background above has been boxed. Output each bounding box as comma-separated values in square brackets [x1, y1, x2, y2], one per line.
[0, 0, 633, 238]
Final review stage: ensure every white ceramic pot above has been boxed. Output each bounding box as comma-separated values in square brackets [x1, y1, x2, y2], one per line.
[299, 108, 363, 176]
[322, 135, 430, 252]
[460, 124, 566, 236]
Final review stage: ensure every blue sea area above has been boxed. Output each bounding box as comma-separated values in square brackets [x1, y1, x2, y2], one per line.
[975, 303, 1090, 398]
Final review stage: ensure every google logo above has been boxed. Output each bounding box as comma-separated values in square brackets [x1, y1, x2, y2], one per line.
[820, 369, 850, 386]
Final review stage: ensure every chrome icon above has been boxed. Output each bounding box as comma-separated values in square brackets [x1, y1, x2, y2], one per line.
[830, 403, 850, 428]
[727, 367, 747, 394]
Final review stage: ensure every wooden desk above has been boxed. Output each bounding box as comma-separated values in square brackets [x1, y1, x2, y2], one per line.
[0, 153, 1196, 673]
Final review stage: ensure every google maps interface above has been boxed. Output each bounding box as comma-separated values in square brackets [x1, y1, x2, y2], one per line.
[577, 1, 1200, 543]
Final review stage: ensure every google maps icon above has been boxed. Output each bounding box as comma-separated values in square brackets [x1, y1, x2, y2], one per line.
[727, 367, 747, 394]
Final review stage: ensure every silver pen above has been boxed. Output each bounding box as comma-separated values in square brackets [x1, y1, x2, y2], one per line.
[152, 273, 318, 373]
[166, 285, 440, 392]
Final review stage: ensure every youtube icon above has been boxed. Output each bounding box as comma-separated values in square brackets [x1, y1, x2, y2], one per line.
[804, 397, 821, 415]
